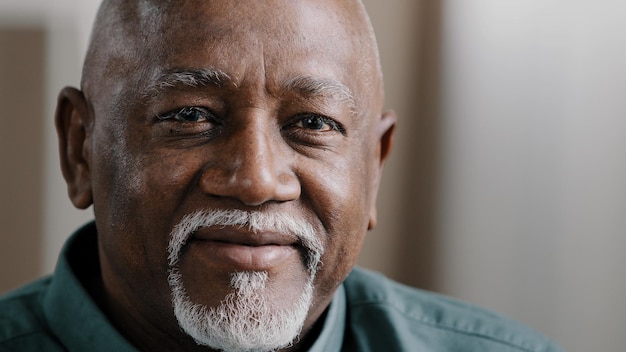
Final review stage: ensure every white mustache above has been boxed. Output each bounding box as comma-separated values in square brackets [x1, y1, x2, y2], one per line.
[167, 209, 324, 270]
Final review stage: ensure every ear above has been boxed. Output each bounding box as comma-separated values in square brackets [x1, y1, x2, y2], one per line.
[368, 110, 397, 230]
[55, 87, 93, 209]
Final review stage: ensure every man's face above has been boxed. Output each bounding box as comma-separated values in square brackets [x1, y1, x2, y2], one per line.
[80, 0, 392, 349]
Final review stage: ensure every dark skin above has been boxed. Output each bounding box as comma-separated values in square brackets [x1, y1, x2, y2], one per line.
[56, 0, 396, 351]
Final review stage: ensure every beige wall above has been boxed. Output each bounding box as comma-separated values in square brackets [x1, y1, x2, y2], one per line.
[437, 2, 626, 351]
[0, 2, 98, 293]
[358, 0, 441, 290]
[0, 28, 45, 293]
[0, 1, 97, 294]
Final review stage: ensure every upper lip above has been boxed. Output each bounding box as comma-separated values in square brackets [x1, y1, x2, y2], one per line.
[192, 225, 299, 247]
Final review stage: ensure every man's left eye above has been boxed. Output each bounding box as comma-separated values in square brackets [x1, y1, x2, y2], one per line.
[293, 114, 340, 132]
[157, 107, 214, 123]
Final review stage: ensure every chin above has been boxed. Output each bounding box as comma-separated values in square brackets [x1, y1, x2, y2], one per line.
[169, 268, 315, 352]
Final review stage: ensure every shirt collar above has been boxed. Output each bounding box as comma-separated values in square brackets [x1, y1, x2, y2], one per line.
[307, 284, 347, 352]
[43, 222, 138, 351]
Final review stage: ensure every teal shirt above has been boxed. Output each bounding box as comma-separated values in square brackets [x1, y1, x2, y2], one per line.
[0, 223, 564, 351]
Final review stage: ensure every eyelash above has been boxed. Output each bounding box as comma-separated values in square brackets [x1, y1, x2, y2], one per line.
[156, 107, 217, 124]
[286, 113, 345, 134]
[155, 107, 345, 140]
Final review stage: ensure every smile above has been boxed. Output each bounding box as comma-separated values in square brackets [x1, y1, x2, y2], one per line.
[188, 227, 301, 271]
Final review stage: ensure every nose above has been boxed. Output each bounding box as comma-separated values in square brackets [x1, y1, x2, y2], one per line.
[198, 111, 300, 206]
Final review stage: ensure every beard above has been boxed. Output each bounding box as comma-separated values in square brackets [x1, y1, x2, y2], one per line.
[167, 209, 324, 352]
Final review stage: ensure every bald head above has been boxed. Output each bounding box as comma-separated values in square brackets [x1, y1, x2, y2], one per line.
[81, 0, 384, 118]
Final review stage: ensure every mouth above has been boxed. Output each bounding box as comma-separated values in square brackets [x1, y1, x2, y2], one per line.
[187, 226, 302, 271]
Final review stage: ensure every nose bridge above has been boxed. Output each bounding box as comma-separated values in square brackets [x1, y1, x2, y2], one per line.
[232, 114, 275, 184]
[200, 108, 300, 205]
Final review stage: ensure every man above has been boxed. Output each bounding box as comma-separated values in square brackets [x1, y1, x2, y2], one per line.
[0, 0, 563, 351]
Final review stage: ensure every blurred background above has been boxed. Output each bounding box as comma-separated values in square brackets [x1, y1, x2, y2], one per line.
[1, 1, 625, 351]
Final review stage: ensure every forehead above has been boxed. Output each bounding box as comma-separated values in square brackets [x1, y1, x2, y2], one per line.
[131, 0, 363, 96]
[157, 0, 351, 38]
[142, 0, 352, 69]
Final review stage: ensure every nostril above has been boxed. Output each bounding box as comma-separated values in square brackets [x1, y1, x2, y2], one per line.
[199, 161, 300, 206]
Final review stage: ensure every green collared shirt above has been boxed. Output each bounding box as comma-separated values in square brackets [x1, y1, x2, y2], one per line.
[0, 222, 564, 351]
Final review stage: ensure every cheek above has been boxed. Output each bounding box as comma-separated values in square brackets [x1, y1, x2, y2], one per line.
[305, 150, 373, 292]
[98, 150, 187, 225]
[109, 151, 199, 236]
[94, 140, 202, 285]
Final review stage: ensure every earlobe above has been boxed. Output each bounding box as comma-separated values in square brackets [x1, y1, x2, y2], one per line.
[55, 87, 93, 209]
[368, 110, 397, 230]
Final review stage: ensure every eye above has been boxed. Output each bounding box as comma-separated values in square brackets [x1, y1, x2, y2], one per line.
[291, 114, 344, 133]
[157, 107, 215, 123]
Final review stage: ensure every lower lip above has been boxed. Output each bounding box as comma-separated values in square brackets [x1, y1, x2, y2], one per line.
[188, 240, 299, 271]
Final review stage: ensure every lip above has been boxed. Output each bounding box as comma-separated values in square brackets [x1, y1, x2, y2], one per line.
[187, 226, 300, 271]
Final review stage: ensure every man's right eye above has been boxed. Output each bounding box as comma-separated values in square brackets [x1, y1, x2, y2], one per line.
[157, 107, 215, 123]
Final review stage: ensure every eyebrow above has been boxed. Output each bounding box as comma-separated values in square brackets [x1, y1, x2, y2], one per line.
[141, 68, 233, 98]
[141, 69, 357, 113]
[284, 76, 357, 114]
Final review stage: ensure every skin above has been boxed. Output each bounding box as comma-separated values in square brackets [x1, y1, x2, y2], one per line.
[55, 0, 396, 351]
